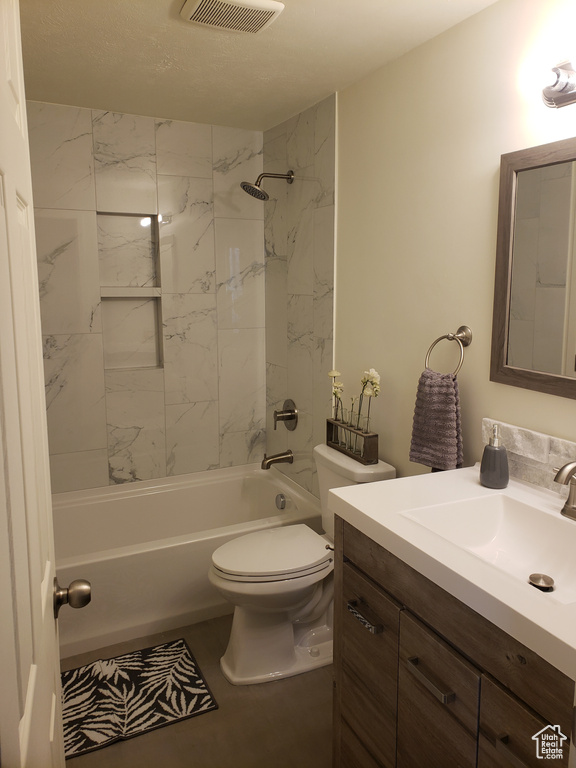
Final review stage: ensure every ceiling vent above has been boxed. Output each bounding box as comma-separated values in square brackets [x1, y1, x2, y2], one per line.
[180, 0, 285, 34]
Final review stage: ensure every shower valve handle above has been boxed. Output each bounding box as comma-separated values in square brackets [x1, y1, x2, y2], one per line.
[273, 399, 298, 431]
[54, 577, 92, 618]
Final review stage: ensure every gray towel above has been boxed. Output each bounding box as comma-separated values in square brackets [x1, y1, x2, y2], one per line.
[409, 369, 463, 471]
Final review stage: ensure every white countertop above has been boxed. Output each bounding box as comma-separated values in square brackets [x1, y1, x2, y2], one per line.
[329, 465, 576, 681]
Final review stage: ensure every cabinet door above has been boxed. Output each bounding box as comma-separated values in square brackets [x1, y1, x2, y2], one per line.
[340, 719, 384, 768]
[479, 675, 570, 767]
[338, 562, 401, 768]
[397, 612, 480, 768]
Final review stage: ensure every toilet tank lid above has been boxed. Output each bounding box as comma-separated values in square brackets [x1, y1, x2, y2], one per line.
[313, 443, 395, 482]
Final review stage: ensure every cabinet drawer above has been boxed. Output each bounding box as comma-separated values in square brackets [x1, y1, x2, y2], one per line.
[340, 562, 401, 768]
[479, 675, 571, 767]
[397, 612, 480, 768]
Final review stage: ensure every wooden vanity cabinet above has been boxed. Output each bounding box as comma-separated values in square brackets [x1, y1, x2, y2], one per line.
[333, 516, 575, 768]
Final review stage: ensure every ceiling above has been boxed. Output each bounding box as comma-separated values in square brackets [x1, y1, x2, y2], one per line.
[19, 0, 499, 131]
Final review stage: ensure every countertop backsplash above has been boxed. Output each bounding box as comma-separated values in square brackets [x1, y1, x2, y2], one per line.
[482, 418, 576, 496]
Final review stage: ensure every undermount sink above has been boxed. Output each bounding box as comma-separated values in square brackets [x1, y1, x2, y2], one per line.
[402, 494, 576, 604]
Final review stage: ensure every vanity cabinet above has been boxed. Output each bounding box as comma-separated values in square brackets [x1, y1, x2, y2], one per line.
[333, 517, 574, 768]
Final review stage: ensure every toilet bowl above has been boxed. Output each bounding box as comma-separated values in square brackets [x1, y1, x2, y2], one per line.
[209, 524, 334, 684]
[209, 444, 395, 685]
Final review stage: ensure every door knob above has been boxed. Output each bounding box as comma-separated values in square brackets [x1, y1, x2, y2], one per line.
[54, 577, 91, 618]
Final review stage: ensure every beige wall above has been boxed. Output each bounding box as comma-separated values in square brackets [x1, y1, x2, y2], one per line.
[336, 0, 576, 477]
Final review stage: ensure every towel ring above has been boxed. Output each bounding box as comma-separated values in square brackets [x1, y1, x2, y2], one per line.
[425, 326, 472, 375]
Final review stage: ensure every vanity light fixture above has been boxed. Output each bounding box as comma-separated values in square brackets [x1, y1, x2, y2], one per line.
[542, 61, 576, 108]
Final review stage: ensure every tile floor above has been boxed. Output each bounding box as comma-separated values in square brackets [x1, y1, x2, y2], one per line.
[61, 614, 333, 768]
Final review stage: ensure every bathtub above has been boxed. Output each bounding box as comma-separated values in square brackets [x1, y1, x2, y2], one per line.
[53, 464, 321, 658]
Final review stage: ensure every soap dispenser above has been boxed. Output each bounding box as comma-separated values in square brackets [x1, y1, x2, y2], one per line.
[480, 424, 509, 489]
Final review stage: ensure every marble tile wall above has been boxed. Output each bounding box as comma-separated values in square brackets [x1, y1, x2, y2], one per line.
[263, 95, 336, 494]
[482, 418, 576, 495]
[28, 101, 266, 492]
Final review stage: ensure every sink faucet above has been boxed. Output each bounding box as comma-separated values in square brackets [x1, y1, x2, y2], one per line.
[261, 450, 293, 470]
[553, 462, 576, 520]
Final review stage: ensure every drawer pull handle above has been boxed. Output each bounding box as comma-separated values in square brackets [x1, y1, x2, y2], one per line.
[406, 657, 456, 705]
[346, 600, 383, 634]
[495, 734, 529, 768]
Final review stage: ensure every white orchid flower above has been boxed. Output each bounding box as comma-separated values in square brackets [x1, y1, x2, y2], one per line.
[361, 368, 380, 386]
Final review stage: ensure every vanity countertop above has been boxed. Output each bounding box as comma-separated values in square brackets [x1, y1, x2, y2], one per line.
[329, 465, 576, 681]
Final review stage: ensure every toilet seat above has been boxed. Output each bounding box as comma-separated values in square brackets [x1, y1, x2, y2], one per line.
[212, 524, 333, 583]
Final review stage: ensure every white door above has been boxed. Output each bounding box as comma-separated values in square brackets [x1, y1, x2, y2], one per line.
[0, 0, 65, 765]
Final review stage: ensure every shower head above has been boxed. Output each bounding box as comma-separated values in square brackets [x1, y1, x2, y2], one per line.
[240, 180, 269, 200]
[240, 170, 294, 200]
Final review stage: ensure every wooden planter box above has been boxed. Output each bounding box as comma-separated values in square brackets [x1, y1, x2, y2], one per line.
[326, 419, 379, 465]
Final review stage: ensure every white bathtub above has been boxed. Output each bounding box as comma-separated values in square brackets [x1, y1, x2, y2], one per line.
[53, 464, 322, 658]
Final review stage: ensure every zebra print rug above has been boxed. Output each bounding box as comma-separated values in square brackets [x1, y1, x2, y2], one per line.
[61, 639, 218, 759]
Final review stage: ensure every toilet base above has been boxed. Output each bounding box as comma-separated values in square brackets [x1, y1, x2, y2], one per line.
[219, 606, 333, 685]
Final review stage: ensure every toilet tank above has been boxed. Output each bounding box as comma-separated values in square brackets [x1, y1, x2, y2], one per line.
[313, 444, 395, 539]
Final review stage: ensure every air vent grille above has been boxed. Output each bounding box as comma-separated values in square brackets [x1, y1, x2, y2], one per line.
[180, 0, 284, 34]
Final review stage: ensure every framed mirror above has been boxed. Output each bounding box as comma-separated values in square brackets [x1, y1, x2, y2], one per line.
[490, 136, 576, 399]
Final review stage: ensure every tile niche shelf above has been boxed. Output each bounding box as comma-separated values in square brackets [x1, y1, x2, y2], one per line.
[100, 287, 162, 298]
[97, 212, 163, 371]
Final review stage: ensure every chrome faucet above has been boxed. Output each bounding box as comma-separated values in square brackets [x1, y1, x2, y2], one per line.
[261, 450, 294, 470]
[553, 462, 576, 521]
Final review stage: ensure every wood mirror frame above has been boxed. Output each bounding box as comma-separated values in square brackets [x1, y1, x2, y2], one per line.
[490, 136, 576, 400]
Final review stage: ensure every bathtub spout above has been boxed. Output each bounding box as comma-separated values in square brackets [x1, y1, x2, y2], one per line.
[261, 450, 294, 470]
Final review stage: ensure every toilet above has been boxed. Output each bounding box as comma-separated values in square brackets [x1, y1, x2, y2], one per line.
[209, 443, 396, 685]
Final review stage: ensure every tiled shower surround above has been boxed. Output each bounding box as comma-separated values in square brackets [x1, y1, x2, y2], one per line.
[263, 98, 335, 493]
[28, 96, 335, 494]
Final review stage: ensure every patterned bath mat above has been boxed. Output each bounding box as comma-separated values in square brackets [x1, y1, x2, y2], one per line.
[61, 638, 218, 759]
